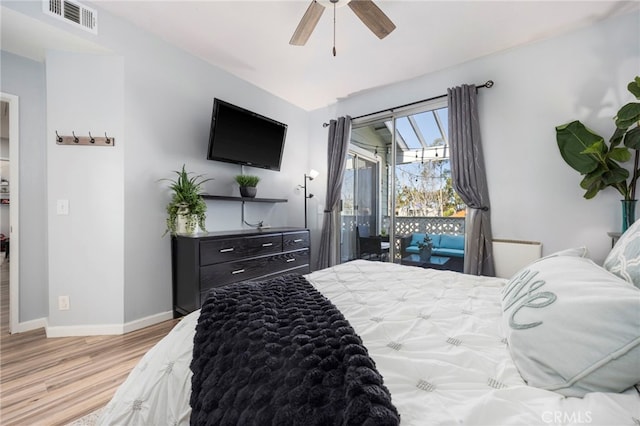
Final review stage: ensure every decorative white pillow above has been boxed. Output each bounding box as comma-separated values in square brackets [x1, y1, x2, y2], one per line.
[501, 255, 640, 397]
[544, 246, 589, 259]
[603, 219, 640, 289]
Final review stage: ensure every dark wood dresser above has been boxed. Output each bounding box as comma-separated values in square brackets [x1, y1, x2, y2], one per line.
[171, 227, 310, 316]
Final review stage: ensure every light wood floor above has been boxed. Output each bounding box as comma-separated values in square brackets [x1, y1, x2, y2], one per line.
[0, 257, 181, 425]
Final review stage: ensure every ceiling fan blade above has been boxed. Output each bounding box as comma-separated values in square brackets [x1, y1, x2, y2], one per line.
[348, 0, 396, 40]
[289, 0, 325, 46]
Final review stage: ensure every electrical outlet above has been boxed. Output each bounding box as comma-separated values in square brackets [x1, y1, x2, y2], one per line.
[58, 295, 70, 311]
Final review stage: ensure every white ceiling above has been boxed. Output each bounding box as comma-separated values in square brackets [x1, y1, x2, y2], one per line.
[4, 1, 639, 111]
[94, 0, 638, 111]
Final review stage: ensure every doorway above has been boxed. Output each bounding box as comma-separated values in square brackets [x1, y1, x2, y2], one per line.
[340, 98, 465, 265]
[1, 93, 19, 334]
[340, 146, 383, 262]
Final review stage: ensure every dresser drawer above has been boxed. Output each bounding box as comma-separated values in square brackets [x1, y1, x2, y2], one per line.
[200, 249, 309, 290]
[200, 234, 282, 265]
[200, 262, 311, 304]
[244, 234, 283, 257]
[283, 231, 309, 252]
[199, 252, 282, 289]
[201, 258, 264, 289]
[277, 249, 310, 271]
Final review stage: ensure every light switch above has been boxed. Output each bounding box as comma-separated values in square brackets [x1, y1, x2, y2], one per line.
[56, 199, 69, 215]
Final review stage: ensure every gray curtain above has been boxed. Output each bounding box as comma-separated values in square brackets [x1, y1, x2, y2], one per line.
[448, 85, 495, 276]
[317, 116, 352, 270]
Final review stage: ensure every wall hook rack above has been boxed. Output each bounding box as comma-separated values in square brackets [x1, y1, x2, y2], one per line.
[55, 131, 115, 146]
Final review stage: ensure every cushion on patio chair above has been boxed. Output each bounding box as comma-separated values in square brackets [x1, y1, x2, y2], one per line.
[440, 234, 464, 251]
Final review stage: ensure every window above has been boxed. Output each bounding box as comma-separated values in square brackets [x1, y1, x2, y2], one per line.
[390, 107, 465, 218]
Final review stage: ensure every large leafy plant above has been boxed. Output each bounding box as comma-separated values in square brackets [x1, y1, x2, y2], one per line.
[556, 76, 640, 200]
[162, 165, 212, 235]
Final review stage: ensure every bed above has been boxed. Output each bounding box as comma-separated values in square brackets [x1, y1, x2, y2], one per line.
[98, 229, 640, 425]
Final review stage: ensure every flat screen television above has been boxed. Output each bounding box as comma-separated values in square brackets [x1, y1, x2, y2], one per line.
[207, 98, 287, 171]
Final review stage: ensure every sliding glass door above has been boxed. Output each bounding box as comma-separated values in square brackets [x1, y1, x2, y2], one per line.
[341, 98, 465, 265]
[340, 150, 380, 262]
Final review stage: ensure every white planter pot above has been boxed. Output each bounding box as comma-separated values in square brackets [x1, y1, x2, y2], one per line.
[176, 213, 199, 235]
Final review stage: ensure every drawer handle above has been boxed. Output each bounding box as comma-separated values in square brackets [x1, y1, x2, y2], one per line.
[262, 243, 273, 247]
[219, 248, 234, 253]
[231, 269, 245, 275]
[286, 258, 296, 263]
[293, 239, 303, 243]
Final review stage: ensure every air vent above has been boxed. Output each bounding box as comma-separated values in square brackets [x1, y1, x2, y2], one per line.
[43, 0, 97, 34]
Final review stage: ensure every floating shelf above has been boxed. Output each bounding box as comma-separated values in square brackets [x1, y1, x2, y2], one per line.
[201, 195, 287, 203]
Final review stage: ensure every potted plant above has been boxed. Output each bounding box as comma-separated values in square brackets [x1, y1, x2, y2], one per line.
[556, 76, 640, 231]
[235, 174, 260, 198]
[163, 165, 212, 236]
[418, 235, 433, 262]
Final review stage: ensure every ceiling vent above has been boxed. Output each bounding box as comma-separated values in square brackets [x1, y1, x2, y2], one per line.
[43, 0, 97, 34]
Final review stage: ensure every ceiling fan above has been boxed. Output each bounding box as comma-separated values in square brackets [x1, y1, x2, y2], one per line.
[290, 0, 396, 56]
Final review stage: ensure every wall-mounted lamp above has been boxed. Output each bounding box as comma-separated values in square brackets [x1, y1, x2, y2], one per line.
[299, 169, 319, 228]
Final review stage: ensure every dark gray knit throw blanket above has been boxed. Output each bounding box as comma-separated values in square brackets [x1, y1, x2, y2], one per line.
[190, 273, 400, 426]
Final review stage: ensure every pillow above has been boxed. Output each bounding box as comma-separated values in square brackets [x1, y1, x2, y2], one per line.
[410, 233, 426, 247]
[501, 255, 640, 397]
[603, 219, 640, 289]
[544, 246, 589, 259]
[440, 234, 464, 250]
[428, 233, 441, 248]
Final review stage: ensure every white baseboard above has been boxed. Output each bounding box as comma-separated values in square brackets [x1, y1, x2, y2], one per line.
[123, 310, 174, 334]
[46, 323, 124, 337]
[45, 311, 174, 338]
[13, 317, 48, 333]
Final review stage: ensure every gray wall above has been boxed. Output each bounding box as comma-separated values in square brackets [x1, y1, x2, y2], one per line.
[0, 51, 48, 322]
[46, 51, 125, 327]
[100, 9, 312, 321]
[2, 1, 313, 328]
[309, 10, 640, 265]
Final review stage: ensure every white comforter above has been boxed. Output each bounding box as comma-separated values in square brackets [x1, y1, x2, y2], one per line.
[99, 260, 640, 425]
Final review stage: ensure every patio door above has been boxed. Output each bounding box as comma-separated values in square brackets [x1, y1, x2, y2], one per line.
[340, 149, 379, 262]
[340, 97, 464, 266]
